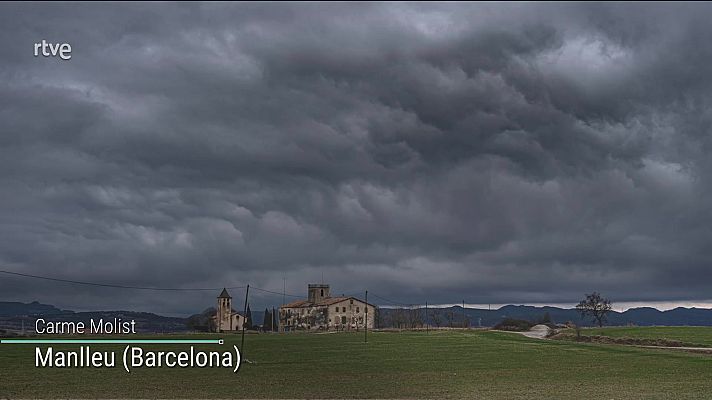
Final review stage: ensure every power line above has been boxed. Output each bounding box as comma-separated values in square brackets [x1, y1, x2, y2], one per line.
[1, 268, 425, 307]
[0, 269, 246, 291]
[0, 268, 313, 300]
[341, 291, 366, 298]
[250, 286, 303, 298]
[369, 292, 414, 307]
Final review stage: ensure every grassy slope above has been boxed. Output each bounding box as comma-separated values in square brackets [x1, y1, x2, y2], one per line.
[1, 330, 711, 399]
[582, 326, 712, 347]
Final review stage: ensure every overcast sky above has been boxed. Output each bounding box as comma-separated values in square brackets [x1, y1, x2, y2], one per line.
[2, 3, 712, 315]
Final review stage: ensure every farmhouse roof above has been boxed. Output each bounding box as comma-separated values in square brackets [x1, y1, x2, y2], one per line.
[282, 296, 375, 308]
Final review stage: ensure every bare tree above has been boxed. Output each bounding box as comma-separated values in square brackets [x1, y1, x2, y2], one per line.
[405, 306, 415, 328]
[576, 292, 612, 327]
[445, 310, 455, 328]
[430, 308, 442, 328]
[391, 308, 406, 329]
[207, 317, 216, 333]
[410, 307, 423, 329]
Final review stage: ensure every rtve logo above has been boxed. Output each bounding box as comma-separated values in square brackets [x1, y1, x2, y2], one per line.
[33, 40, 72, 60]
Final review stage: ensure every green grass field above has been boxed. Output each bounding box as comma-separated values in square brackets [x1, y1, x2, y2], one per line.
[2, 329, 712, 399]
[580, 326, 712, 347]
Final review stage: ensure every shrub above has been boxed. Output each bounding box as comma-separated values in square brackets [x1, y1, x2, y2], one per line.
[494, 318, 534, 332]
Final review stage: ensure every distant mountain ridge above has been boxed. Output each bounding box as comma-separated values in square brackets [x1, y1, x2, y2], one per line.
[381, 304, 712, 327]
[3, 301, 712, 331]
[0, 301, 70, 316]
[492, 305, 712, 326]
[0, 301, 187, 333]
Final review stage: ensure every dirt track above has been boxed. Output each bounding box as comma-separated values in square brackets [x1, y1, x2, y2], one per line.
[520, 324, 550, 339]
[518, 326, 712, 354]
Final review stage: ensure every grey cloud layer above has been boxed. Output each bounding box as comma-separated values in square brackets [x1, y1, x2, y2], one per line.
[1, 3, 712, 313]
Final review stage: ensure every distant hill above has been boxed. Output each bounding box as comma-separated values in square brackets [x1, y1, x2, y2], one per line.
[0, 301, 70, 316]
[379, 305, 712, 328]
[4, 301, 712, 333]
[0, 301, 187, 333]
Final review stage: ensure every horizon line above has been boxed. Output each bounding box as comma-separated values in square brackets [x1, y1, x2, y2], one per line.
[7, 300, 712, 317]
[380, 301, 712, 312]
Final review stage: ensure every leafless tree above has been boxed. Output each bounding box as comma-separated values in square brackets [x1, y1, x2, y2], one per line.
[409, 307, 423, 328]
[445, 310, 455, 328]
[391, 308, 406, 329]
[576, 292, 612, 327]
[405, 306, 414, 328]
[430, 308, 442, 328]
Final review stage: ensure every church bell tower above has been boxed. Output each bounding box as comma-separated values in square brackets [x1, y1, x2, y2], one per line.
[217, 288, 232, 332]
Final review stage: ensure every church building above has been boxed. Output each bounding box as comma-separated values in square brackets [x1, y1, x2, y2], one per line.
[279, 284, 376, 331]
[213, 288, 246, 332]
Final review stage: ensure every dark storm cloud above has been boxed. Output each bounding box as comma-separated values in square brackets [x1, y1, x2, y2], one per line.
[1, 3, 712, 314]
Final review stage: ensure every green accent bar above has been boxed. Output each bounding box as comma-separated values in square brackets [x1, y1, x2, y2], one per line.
[0, 339, 223, 344]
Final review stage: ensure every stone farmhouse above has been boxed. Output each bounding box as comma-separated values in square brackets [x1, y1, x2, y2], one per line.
[279, 284, 376, 331]
[213, 288, 247, 333]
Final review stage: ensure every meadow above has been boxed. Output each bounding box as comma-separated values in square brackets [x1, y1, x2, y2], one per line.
[1, 329, 712, 399]
[579, 326, 712, 347]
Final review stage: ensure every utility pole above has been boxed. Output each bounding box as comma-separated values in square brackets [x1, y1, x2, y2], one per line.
[364, 290, 368, 343]
[241, 285, 249, 358]
[272, 306, 276, 333]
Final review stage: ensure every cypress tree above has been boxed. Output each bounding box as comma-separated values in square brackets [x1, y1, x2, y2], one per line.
[272, 307, 278, 332]
[246, 303, 253, 329]
[263, 308, 272, 331]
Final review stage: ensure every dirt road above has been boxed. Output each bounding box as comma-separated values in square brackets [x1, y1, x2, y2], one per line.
[518, 326, 712, 354]
[520, 324, 551, 339]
